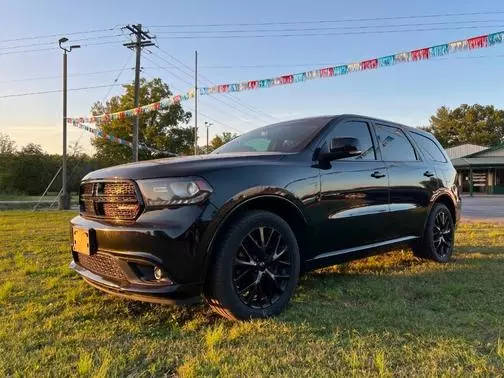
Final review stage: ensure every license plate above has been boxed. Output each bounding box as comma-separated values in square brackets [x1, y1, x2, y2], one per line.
[72, 227, 96, 255]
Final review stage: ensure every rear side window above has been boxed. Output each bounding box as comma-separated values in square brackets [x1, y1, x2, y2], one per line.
[409, 132, 447, 163]
[326, 121, 376, 160]
[375, 124, 417, 161]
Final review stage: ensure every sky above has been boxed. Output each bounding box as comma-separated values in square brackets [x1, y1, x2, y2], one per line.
[1, 0, 504, 155]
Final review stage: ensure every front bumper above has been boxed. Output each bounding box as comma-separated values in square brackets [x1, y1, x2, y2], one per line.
[69, 202, 217, 304]
[70, 260, 201, 304]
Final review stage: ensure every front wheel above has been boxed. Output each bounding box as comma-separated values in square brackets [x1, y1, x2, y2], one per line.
[412, 203, 455, 263]
[205, 210, 300, 320]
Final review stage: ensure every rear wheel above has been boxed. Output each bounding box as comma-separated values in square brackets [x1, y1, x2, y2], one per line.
[205, 210, 300, 320]
[412, 203, 454, 262]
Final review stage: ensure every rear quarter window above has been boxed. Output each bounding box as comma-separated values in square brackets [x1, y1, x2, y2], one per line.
[409, 132, 447, 163]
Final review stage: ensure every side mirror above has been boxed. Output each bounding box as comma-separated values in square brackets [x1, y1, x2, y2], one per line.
[319, 137, 362, 161]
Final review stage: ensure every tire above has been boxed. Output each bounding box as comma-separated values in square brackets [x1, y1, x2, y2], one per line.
[412, 203, 454, 263]
[205, 210, 300, 320]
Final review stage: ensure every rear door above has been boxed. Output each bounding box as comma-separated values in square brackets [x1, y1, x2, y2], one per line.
[315, 119, 390, 254]
[408, 131, 452, 189]
[374, 123, 439, 239]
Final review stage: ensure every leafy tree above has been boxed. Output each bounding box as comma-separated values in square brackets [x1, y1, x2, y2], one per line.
[1, 144, 57, 195]
[91, 78, 193, 165]
[209, 132, 238, 151]
[428, 104, 504, 148]
[20, 143, 44, 155]
[0, 132, 16, 154]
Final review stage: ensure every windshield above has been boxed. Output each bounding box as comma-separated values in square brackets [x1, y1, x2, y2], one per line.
[212, 118, 328, 154]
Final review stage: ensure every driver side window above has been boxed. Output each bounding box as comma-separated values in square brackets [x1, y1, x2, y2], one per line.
[325, 121, 376, 160]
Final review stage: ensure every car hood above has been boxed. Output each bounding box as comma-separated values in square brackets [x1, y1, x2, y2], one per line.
[83, 152, 288, 181]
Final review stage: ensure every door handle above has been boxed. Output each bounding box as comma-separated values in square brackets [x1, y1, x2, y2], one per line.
[423, 171, 435, 177]
[371, 171, 386, 179]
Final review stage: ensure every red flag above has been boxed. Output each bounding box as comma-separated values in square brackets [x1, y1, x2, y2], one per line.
[281, 75, 294, 84]
[360, 59, 378, 70]
[248, 80, 258, 89]
[468, 35, 488, 49]
[410, 48, 429, 61]
[319, 67, 335, 77]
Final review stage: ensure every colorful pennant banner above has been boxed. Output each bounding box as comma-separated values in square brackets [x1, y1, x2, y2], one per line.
[71, 121, 133, 147]
[197, 32, 502, 96]
[71, 121, 163, 153]
[67, 30, 504, 127]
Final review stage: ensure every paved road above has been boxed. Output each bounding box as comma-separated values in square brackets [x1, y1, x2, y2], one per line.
[461, 195, 504, 222]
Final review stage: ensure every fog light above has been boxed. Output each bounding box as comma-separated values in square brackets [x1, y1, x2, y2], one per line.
[153, 266, 164, 280]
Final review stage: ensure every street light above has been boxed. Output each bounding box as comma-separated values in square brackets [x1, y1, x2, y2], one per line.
[205, 121, 213, 153]
[58, 37, 80, 210]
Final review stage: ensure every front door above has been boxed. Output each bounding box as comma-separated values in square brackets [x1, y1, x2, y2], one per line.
[315, 120, 390, 254]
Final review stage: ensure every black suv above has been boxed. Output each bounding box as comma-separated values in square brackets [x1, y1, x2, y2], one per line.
[70, 115, 460, 320]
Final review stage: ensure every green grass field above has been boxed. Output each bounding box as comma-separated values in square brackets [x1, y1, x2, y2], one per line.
[1, 211, 503, 376]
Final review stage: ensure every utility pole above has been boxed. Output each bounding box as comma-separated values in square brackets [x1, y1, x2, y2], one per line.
[205, 121, 213, 153]
[58, 38, 80, 210]
[123, 24, 155, 162]
[194, 50, 198, 155]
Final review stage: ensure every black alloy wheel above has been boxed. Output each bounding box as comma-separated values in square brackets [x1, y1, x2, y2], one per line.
[205, 210, 300, 320]
[232, 226, 293, 309]
[412, 203, 454, 263]
[432, 209, 453, 258]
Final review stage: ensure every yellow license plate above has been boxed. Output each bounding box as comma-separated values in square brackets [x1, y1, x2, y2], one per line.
[72, 227, 95, 255]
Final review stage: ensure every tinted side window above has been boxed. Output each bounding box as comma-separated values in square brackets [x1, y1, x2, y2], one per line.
[326, 121, 376, 160]
[375, 124, 417, 161]
[409, 132, 447, 163]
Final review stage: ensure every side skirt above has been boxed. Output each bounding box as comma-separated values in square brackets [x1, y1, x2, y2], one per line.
[303, 236, 419, 271]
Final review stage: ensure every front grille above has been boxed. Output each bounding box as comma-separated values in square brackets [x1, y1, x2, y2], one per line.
[76, 253, 128, 281]
[79, 180, 141, 220]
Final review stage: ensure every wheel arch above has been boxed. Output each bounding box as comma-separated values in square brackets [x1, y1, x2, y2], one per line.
[202, 194, 309, 283]
[432, 193, 457, 224]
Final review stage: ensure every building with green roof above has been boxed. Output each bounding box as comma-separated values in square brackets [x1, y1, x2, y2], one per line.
[446, 144, 504, 194]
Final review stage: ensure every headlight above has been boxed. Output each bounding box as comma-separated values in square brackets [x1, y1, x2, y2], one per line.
[137, 177, 213, 208]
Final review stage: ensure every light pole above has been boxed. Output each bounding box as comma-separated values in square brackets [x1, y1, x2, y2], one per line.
[205, 121, 213, 153]
[58, 37, 80, 210]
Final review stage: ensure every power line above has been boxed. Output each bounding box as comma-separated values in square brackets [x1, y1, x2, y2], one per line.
[148, 10, 504, 28]
[0, 46, 58, 55]
[143, 53, 258, 133]
[100, 54, 135, 102]
[152, 19, 504, 34]
[140, 68, 245, 135]
[186, 54, 504, 69]
[0, 40, 126, 56]
[197, 111, 243, 134]
[0, 27, 118, 44]
[0, 83, 127, 99]
[0, 34, 124, 51]
[156, 25, 504, 39]
[72, 53, 135, 148]
[142, 52, 194, 86]
[0, 68, 135, 84]
[153, 46, 277, 122]
[147, 50, 274, 124]
[184, 102, 244, 134]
